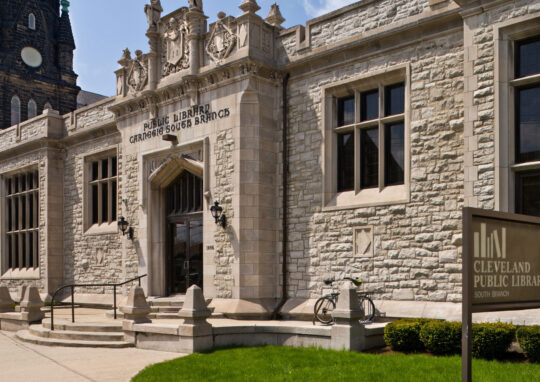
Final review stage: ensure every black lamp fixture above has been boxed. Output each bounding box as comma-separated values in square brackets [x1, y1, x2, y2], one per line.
[117, 216, 134, 240]
[210, 201, 227, 228]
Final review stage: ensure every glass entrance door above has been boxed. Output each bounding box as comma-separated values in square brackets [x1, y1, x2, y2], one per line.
[165, 170, 204, 295]
[168, 217, 203, 295]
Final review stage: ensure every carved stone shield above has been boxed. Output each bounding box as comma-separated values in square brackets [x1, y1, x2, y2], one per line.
[166, 24, 187, 65]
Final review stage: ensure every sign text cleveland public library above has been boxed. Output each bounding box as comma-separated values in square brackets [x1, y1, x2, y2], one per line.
[1, 0, 540, 319]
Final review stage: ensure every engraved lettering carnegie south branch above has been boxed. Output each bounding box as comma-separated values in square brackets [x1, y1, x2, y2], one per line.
[129, 104, 230, 144]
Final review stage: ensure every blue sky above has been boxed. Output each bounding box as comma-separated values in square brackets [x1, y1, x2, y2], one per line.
[69, 0, 357, 96]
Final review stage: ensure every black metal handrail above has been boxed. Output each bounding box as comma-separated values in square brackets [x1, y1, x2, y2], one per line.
[49, 274, 147, 331]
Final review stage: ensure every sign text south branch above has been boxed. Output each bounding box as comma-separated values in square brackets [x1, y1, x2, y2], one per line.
[129, 104, 230, 144]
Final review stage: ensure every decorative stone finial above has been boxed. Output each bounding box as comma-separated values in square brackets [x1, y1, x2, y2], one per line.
[119, 286, 151, 323]
[189, 0, 203, 11]
[332, 281, 364, 323]
[145, 0, 163, 32]
[239, 0, 261, 14]
[0, 287, 15, 313]
[60, 0, 70, 13]
[118, 48, 131, 67]
[178, 285, 211, 320]
[265, 3, 285, 28]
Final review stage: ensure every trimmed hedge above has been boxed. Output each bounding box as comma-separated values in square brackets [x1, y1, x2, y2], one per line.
[384, 319, 437, 352]
[385, 319, 520, 360]
[471, 322, 516, 360]
[517, 325, 540, 363]
[419, 321, 461, 356]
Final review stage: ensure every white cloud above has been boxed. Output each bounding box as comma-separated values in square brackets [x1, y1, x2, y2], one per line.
[302, 0, 358, 17]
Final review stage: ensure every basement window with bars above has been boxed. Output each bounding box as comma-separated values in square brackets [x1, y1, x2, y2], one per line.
[5, 171, 39, 270]
[89, 155, 118, 226]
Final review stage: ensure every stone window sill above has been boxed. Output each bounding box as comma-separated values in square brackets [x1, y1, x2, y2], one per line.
[84, 222, 118, 236]
[1, 268, 40, 280]
[323, 184, 409, 211]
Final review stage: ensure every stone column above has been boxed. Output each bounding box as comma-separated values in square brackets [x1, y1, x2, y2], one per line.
[146, 31, 160, 91]
[186, 8, 207, 76]
[178, 285, 213, 353]
[330, 281, 366, 351]
[19, 286, 44, 322]
[0, 287, 15, 313]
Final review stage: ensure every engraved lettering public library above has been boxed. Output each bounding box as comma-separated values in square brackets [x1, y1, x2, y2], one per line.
[1, 0, 540, 319]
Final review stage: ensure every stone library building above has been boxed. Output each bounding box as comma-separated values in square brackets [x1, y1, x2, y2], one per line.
[1, 0, 539, 320]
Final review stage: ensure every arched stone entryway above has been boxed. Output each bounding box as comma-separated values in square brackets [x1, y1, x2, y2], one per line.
[147, 156, 204, 296]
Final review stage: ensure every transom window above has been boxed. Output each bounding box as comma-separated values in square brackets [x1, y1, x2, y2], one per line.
[336, 82, 405, 192]
[166, 171, 203, 216]
[5, 171, 39, 270]
[513, 35, 540, 216]
[89, 156, 117, 225]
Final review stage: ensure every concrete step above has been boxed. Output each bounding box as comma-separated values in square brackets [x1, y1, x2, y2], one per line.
[16, 330, 133, 348]
[41, 318, 122, 332]
[150, 306, 182, 313]
[148, 299, 184, 307]
[29, 325, 126, 342]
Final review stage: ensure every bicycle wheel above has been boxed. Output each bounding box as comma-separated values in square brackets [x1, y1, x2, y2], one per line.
[314, 296, 336, 325]
[358, 295, 375, 323]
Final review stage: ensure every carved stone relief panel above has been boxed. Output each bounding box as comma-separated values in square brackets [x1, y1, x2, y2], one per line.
[354, 226, 374, 258]
[206, 13, 237, 64]
[162, 13, 190, 76]
[127, 50, 148, 94]
[238, 23, 248, 48]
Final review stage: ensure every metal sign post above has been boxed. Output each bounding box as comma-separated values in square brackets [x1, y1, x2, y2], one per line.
[462, 208, 540, 381]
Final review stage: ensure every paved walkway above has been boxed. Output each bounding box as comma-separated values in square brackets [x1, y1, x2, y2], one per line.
[0, 330, 182, 382]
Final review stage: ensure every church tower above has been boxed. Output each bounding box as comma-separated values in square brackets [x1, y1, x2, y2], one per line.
[0, 0, 80, 130]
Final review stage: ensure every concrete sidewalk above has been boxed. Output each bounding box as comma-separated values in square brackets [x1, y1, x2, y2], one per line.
[0, 330, 182, 382]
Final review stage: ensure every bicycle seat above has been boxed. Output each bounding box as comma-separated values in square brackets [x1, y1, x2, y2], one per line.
[344, 277, 362, 287]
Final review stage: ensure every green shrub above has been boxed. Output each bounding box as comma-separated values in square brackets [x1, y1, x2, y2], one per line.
[517, 326, 540, 363]
[472, 322, 516, 360]
[419, 321, 461, 356]
[384, 319, 437, 352]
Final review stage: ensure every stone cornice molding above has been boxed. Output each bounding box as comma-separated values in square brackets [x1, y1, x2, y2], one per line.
[282, 5, 463, 73]
[110, 58, 281, 120]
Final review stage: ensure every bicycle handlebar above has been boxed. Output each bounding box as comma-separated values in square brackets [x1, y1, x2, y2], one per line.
[323, 277, 362, 287]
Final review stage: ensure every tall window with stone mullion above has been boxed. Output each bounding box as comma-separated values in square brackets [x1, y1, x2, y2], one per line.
[336, 82, 405, 192]
[89, 156, 118, 225]
[5, 171, 39, 269]
[514, 36, 540, 216]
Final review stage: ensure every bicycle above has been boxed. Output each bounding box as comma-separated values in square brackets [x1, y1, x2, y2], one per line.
[313, 277, 375, 325]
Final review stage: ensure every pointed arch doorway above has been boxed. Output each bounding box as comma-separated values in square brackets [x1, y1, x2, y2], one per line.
[166, 171, 203, 295]
[147, 155, 206, 297]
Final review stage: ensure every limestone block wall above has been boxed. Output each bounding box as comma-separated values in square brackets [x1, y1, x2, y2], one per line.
[64, 98, 115, 135]
[285, 31, 465, 302]
[62, 133, 137, 290]
[213, 128, 235, 298]
[277, 0, 436, 64]
[462, 0, 540, 210]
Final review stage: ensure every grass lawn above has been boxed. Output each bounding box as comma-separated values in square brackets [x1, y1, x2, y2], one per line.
[132, 346, 540, 382]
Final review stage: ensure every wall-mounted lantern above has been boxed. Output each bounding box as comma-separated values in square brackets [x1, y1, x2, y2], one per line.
[117, 216, 134, 240]
[210, 201, 227, 228]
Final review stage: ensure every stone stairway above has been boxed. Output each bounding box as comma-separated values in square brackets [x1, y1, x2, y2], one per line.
[16, 318, 133, 348]
[105, 296, 185, 319]
[148, 297, 184, 318]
